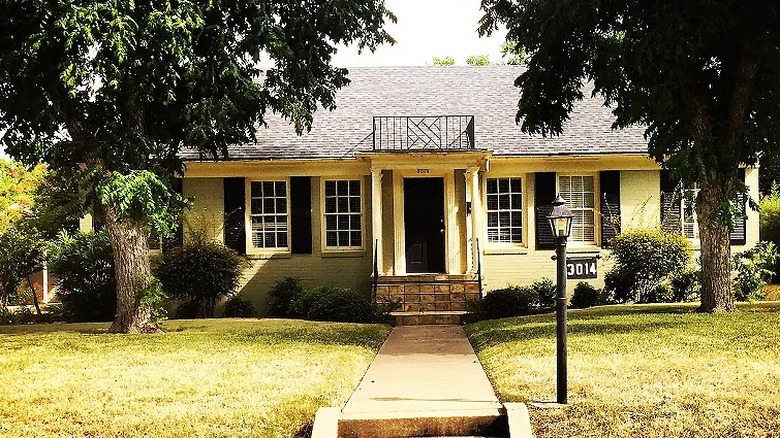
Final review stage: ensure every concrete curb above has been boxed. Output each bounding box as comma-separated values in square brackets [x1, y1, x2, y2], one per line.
[504, 402, 534, 438]
[311, 407, 340, 438]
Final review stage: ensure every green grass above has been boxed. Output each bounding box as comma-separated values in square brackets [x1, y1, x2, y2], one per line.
[0, 319, 389, 437]
[466, 302, 780, 438]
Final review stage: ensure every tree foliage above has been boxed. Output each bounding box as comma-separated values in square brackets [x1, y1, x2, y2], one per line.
[0, 159, 47, 232]
[0, 226, 45, 306]
[480, 0, 780, 312]
[433, 56, 455, 66]
[500, 41, 526, 66]
[466, 54, 490, 66]
[0, 1, 395, 331]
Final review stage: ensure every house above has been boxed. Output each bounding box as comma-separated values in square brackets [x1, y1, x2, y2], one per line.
[179, 66, 759, 316]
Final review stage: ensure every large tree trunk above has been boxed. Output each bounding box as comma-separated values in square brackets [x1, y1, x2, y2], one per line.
[103, 206, 158, 333]
[697, 180, 736, 313]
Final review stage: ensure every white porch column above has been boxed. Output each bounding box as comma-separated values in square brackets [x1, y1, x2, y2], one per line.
[469, 168, 482, 273]
[42, 264, 49, 303]
[371, 168, 383, 275]
[465, 168, 475, 273]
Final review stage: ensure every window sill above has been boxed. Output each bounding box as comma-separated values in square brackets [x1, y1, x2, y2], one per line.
[246, 251, 292, 260]
[321, 250, 367, 258]
[484, 246, 528, 256]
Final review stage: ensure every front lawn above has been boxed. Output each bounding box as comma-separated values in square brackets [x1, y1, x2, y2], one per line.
[0, 319, 389, 437]
[466, 302, 780, 437]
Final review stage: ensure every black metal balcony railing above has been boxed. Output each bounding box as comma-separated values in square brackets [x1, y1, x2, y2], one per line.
[372, 115, 475, 151]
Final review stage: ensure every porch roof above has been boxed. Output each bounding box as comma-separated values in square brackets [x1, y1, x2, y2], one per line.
[180, 66, 648, 161]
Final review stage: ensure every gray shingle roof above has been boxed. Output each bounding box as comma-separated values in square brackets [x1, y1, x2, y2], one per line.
[180, 66, 648, 161]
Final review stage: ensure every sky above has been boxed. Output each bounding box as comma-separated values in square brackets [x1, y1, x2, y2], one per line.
[332, 0, 508, 66]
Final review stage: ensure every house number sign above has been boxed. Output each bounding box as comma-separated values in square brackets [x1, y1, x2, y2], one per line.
[567, 257, 598, 279]
[417, 168, 430, 174]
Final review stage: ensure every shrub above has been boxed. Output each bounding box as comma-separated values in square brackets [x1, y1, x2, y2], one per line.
[604, 228, 691, 303]
[157, 235, 248, 317]
[175, 300, 200, 319]
[670, 267, 701, 302]
[481, 286, 538, 320]
[294, 287, 374, 323]
[224, 295, 257, 318]
[759, 191, 780, 279]
[646, 281, 675, 303]
[49, 231, 116, 322]
[570, 282, 601, 309]
[531, 278, 556, 308]
[268, 277, 304, 317]
[733, 241, 778, 301]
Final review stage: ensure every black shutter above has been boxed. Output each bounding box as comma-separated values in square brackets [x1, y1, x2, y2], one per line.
[730, 168, 747, 245]
[290, 176, 313, 254]
[535, 172, 557, 250]
[223, 177, 246, 255]
[660, 170, 682, 235]
[600, 171, 621, 247]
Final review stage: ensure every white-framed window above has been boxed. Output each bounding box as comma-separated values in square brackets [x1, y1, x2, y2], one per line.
[249, 180, 288, 249]
[682, 184, 699, 239]
[323, 179, 363, 248]
[558, 175, 596, 244]
[486, 177, 523, 243]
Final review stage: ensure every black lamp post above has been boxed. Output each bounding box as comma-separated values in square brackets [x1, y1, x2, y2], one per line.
[547, 195, 573, 404]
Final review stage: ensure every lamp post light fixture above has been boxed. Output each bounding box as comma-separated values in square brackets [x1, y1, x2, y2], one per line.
[547, 195, 573, 405]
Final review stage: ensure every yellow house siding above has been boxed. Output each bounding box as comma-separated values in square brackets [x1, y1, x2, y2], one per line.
[182, 178, 224, 243]
[620, 170, 661, 231]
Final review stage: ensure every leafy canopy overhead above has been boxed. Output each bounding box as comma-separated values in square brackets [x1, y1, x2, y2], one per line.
[0, 0, 395, 174]
[480, 0, 780, 186]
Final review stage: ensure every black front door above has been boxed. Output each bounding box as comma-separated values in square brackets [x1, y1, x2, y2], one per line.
[404, 178, 446, 273]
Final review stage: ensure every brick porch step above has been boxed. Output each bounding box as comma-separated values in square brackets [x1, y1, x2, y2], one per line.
[390, 311, 472, 326]
[376, 276, 482, 313]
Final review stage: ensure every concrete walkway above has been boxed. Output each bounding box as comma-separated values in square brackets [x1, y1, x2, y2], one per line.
[342, 325, 502, 417]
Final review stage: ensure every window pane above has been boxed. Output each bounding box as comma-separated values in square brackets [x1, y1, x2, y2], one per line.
[349, 197, 361, 213]
[337, 198, 348, 213]
[487, 178, 497, 193]
[275, 182, 286, 196]
[350, 231, 362, 246]
[325, 197, 337, 213]
[487, 194, 498, 211]
[338, 231, 349, 246]
[325, 181, 336, 196]
[487, 212, 498, 227]
[326, 215, 337, 230]
[349, 180, 360, 196]
[337, 180, 348, 195]
[510, 178, 521, 192]
[326, 231, 337, 246]
[276, 198, 287, 214]
[498, 178, 509, 192]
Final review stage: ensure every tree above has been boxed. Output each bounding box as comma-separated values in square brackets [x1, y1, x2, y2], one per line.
[500, 41, 526, 66]
[0, 1, 395, 332]
[466, 54, 491, 66]
[480, 0, 780, 312]
[433, 56, 455, 66]
[0, 159, 47, 232]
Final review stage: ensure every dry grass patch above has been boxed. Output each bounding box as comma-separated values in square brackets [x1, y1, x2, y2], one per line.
[0, 319, 389, 437]
[466, 303, 780, 438]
